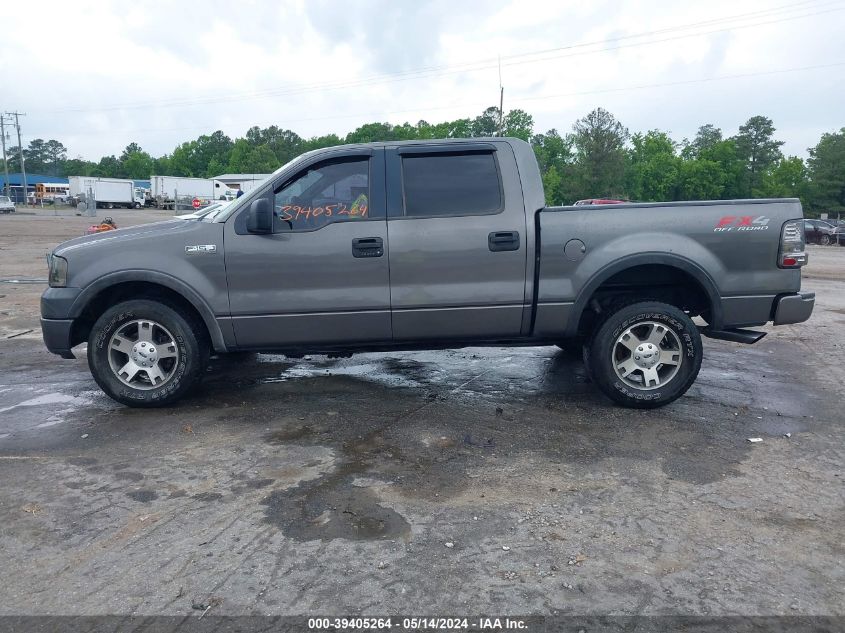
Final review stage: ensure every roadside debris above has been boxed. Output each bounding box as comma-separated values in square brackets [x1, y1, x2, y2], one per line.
[5, 329, 33, 339]
[21, 503, 42, 514]
[747, 437, 763, 443]
[784, 432, 792, 438]
[192, 596, 222, 618]
[502, 546, 511, 551]
[81, 434, 89, 439]
[445, 542, 454, 548]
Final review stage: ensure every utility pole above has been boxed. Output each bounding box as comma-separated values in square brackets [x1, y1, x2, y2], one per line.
[0, 116, 9, 197]
[497, 56, 504, 137]
[6, 112, 26, 204]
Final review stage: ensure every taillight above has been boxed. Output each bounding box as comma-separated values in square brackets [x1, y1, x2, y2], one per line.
[778, 219, 807, 268]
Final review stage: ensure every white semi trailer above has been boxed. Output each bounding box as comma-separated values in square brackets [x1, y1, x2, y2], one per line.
[68, 177, 144, 209]
[149, 176, 235, 210]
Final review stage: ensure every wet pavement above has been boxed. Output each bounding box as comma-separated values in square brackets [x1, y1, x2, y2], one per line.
[0, 211, 842, 615]
[1, 319, 843, 615]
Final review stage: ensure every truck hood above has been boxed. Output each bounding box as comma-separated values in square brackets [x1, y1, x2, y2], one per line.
[53, 218, 197, 256]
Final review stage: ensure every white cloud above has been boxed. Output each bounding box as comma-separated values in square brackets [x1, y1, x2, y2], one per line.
[0, 0, 841, 160]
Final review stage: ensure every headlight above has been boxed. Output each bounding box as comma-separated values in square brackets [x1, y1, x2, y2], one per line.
[48, 255, 68, 287]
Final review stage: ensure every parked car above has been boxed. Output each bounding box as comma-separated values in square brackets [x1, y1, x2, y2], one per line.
[574, 198, 627, 205]
[41, 138, 813, 410]
[177, 201, 231, 221]
[0, 195, 15, 213]
[803, 219, 838, 245]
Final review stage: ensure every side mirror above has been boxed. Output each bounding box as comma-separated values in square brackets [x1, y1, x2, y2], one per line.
[246, 198, 273, 234]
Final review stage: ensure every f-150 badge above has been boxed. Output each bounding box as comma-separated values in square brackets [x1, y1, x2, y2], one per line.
[185, 244, 217, 253]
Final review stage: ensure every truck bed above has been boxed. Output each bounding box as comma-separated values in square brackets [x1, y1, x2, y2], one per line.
[533, 198, 804, 337]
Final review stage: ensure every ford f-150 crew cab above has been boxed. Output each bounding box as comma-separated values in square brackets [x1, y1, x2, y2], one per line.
[40, 138, 814, 409]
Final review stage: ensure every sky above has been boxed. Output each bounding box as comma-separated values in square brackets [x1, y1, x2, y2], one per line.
[1, 0, 843, 162]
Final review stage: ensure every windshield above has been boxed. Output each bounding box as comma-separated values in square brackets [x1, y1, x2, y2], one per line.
[0, 196, 10, 203]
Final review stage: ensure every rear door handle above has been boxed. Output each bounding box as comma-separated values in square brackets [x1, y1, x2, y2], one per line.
[352, 236, 384, 258]
[488, 231, 520, 252]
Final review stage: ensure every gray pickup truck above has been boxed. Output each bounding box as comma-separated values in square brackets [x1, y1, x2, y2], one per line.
[41, 138, 814, 409]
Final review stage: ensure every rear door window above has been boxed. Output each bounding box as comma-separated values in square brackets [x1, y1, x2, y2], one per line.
[401, 152, 502, 218]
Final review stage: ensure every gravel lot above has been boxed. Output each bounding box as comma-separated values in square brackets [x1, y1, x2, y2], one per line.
[0, 208, 843, 617]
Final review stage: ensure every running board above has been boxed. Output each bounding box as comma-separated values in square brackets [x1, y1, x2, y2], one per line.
[701, 327, 767, 345]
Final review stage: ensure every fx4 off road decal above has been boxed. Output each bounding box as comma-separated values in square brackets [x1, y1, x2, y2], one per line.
[713, 215, 770, 232]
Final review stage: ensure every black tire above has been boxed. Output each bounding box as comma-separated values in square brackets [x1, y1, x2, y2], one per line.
[587, 301, 702, 409]
[87, 299, 209, 407]
[555, 337, 586, 360]
[820, 234, 831, 246]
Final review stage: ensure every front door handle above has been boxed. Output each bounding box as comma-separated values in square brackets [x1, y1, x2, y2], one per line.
[352, 236, 384, 258]
[488, 231, 520, 252]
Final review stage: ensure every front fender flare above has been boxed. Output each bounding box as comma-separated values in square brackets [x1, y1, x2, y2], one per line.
[70, 269, 228, 352]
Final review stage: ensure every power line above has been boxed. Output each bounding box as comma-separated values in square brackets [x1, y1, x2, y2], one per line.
[49, 61, 845, 138]
[36, 0, 843, 115]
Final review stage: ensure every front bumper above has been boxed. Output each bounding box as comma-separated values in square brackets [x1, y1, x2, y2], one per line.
[773, 292, 815, 325]
[41, 318, 76, 358]
[40, 287, 83, 358]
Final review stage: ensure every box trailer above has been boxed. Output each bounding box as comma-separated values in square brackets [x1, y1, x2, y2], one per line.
[68, 177, 144, 209]
[150, 176, 235, 210]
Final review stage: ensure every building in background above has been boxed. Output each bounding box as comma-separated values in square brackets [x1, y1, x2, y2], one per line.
[0, 173, 69, 204]
[212, 173, 270, 195]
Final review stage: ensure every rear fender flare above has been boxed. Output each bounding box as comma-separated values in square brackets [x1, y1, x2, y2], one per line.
[566, 252, 723, 337]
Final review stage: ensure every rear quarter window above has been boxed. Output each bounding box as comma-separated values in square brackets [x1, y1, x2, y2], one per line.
[401, 152, 502, 218]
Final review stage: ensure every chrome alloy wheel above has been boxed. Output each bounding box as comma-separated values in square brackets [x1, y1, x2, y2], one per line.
[107, 320, 180, 390]
[612, 320, 683, 390]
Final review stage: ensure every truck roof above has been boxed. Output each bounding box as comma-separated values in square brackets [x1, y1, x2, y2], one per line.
[286, 137, 546, 215]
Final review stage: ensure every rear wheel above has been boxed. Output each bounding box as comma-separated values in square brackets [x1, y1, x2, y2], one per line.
[586, 301, 702, 409]
[87, 299, 208, 407]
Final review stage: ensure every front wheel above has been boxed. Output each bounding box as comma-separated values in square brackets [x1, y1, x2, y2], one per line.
[586, 301, 702, 409]
[820, 234, 831, 246]
[87, 299, 208, 407]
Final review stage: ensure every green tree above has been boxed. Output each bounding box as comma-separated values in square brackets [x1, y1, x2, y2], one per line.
[61, 157, 96, 177]
[93, 155, 121, 177]
[806, 128, 845, 214]
[732, 116, 784, 196]
[471, 106, 502, 137]
[626, 130, 679, 201]
[120, 142, 144, 161]
[122, 151, 155, 179]
[757, 156, 808, 201]
[245, 126, 303, 165]
[682, 124, 723, 159]
[44, 140, 67, 176]
[675, 159, 728, 200]
[227, 140, 279, 173]
[570, 108, 629, 200]
[502, 109, 534, 141]
[531, 129, 573, 204]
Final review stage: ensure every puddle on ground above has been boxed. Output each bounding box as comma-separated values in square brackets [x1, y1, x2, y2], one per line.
[126, 489, 158, 503]
[0, 392, 87, 414]
[262, 465, 410, 542]
[258, 359, 424, 389]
